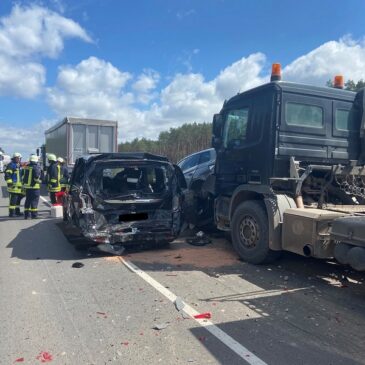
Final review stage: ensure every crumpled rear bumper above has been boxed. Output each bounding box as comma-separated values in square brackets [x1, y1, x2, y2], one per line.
[82, 219, 177, 246]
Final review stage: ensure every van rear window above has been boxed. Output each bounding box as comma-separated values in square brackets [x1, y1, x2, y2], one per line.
[285, 102, 323, 128]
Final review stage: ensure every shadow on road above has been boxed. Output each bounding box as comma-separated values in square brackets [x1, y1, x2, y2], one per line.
[189, 319, 364, 365]
[6, 219, 95, 261]
[0, 208, 51, 222]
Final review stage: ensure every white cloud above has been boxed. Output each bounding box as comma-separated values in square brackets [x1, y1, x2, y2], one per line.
[0, 4, 91, 59]
[176, 9, 196, 20]
[0, 120, 54, 158]
[0, 54, 45, 98]
[283, 36, 365, 85]
[53, 57, 131, 96]
[215, 53, 267, 99]
[132, 70, 160, 93]
[0, 4, 91, 98]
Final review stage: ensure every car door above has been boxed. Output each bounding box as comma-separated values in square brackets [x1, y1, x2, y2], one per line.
[193, 150, 216, 182]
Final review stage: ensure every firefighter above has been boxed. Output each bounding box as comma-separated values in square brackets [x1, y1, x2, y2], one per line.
[23, 155, 41, 219]
[57, 157, 69, 192]
[4, 152, 24, 217]
[46, 154, 61, 204]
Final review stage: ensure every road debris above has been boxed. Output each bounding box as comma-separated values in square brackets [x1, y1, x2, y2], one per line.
[186, 231, 212, 246]
[72, 262, 84, 268]
[36, 351, 53, 363]
[14, 358, 24, 363]
[194, 312, 212, 319]
[153, 322, 170, 330]
[174, 297, 185, 311]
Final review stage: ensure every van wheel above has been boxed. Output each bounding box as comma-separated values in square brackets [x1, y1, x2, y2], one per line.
[231, 201, 279, 264]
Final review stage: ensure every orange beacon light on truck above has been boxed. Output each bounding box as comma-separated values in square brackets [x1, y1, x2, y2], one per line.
[334, 75, 344, 89]
[270, 63, 282, 82]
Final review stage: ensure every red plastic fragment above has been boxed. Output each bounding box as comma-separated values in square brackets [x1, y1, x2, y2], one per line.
[14, 358, 24, 363]
[36, 351, 53, 362]
[194, 312, 211, 319]
[198, 336, 206, 342]
[121, 342, 129, 346]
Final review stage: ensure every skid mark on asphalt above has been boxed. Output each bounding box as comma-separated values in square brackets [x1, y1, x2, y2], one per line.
[117, 256, 268, 365]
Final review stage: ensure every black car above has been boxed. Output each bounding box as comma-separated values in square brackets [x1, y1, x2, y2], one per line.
[177, 148, 216, 189]
[178, 148, 216, 227]
[63, 153, 186, 253]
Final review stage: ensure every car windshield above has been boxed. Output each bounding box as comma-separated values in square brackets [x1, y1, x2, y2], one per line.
[87, 161, 172, 198]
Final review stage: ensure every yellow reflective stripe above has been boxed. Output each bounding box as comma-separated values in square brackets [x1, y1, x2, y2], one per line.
[24, 208, 31, 211]
[6, 179, 12, 183]
[15, 168, 21, 186]
[27, 166, 32, 187]
[8, 188, 22, 193]
[50, 179, 57, 183]
[30, 208, 38, 211]
[9, 205, 16, 209]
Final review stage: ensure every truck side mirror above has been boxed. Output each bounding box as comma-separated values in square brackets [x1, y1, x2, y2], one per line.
[212, 136, 222, 148]
[212, 114, 223, 148]
[212, 114, 223, 135]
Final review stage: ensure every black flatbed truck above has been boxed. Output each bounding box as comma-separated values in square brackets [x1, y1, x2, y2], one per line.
[206, 65, 365, 271]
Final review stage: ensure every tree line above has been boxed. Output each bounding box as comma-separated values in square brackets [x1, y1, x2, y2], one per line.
[118, 122, 212, 163]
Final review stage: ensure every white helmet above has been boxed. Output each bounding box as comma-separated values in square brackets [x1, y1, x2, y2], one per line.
[47, 153, 57, 162]
[57, 157, 64, 163]
[29, 155, 39, 163]
[12, 152, 22, 158]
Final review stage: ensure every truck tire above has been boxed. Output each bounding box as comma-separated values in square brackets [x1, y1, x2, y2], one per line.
[333, 242, 351, 265]
[231, 200, 279, 264]
[347, 247, 365, 271]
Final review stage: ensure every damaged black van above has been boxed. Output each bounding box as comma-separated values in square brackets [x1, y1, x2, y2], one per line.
[63, 153, 186, 254]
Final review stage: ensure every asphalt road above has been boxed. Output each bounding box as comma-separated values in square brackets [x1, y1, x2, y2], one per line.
[0, 180, 365, 365]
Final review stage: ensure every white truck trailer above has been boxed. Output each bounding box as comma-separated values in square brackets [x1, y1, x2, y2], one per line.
[44, 117, 118, 170]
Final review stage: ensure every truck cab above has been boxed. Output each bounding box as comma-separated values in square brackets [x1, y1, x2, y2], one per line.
[211, 65, 365, 270]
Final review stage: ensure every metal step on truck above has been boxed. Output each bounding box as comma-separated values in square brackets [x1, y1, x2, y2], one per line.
[204, 64, 365, 271]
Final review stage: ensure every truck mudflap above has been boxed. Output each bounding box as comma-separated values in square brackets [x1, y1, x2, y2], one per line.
[330, 216, 365, 271]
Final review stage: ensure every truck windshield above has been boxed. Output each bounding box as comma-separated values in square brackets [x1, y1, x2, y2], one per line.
[87, 162, 171, 198]
[223, 108, 249, 148]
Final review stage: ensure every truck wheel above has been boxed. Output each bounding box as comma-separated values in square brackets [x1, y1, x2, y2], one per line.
[231, 201, 279, 264]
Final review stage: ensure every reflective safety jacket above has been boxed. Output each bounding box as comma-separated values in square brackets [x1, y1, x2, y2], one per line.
[47, 162, 61, 193]
[4, 161, 23, 194]
[22, 162, 41, 190]
[60, 164, 70, 188]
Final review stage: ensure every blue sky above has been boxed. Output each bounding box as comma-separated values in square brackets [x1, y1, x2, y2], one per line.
[1, 0, 365, 157]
